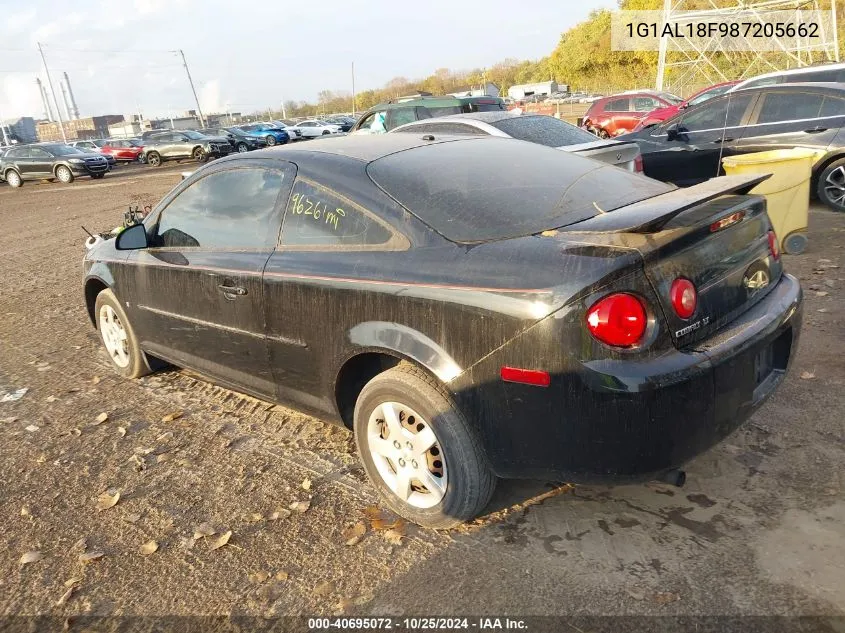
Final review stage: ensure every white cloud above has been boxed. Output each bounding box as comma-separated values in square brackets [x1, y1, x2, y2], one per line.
[199, 79, 223, 114]
[2, 74, 44, 120]
[4, 9, 37, 33]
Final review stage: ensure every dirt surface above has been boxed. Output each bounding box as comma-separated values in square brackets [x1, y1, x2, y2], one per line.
[0, 165, 844, 624]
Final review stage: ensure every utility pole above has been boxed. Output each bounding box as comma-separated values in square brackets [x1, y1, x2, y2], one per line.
[351, 61, 356, 116]
[179, 49, 205, 128]
[37, 42, 67, 143]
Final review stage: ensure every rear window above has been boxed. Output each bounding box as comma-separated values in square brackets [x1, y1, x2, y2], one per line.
[367, 138, 673, 243]
[463, 100, 506, 113]
[490, 116, 598, 147]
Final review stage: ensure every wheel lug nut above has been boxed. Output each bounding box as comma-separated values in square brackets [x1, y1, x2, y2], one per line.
[393, 440, 401, 449]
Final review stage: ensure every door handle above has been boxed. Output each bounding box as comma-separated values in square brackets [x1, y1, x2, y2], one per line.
[804, 127, 827, 134]
[218, 284, 247, 296]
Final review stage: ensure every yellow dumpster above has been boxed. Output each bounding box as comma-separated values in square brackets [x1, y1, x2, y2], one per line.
[722, 148, 817, 255]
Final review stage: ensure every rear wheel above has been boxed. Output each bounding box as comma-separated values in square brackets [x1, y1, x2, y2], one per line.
[56, 165, 74, 183]
[95, 289, 152, 379]
[322, 129, 331, 135]
[5, 170, 22, 187]
[265, 135, 277, 146]
[146, 152, 161, 167]
[818, 159, 845, 212]
[237, 142, 249, 153]
[192, 147, 207, 162]
[353, 364, 496, 528]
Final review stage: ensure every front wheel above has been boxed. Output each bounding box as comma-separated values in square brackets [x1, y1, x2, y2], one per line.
[265, 135, 277, 146]
[56, 165, 74, 183]
[5, 170, 22, 187]
[95, 289, 152, 379]
[818, 158, 845, 212]
[354, 364, 496, 528]
[192, 147, 207, 162]
[237, 142, 249, 153]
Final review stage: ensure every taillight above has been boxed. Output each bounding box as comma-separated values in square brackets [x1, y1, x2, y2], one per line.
[767, 230, 780, 261]
[633, 154, 644, 173]
[585, 293, 647, 347]
[669, 278, 697, 319]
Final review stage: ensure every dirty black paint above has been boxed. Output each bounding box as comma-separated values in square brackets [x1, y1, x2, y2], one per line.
[83, 136, 803, 483]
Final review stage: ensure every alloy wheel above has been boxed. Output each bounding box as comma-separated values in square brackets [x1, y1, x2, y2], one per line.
[57, 166, 72, 183]
[265, 135, 277, 146]
[99, 304, 130, 368]
[6, 170, 21, 187]
[366, 401, 447, 509]
[824, 165, 845, 208]
[237, 143, 248, 153]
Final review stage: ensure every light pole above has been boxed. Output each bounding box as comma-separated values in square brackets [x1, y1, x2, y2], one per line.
[37, 42, 67, 143]
[179, 49, 205, 128]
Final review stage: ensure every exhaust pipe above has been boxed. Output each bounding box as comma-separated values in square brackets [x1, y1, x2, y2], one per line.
[657, 468, 686, 487]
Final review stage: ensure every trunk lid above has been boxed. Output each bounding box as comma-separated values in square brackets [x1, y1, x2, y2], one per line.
[563, 139, 640, 171]
[566, 175, 783, 348]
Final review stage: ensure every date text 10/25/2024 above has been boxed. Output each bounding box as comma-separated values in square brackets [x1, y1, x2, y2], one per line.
[308, 617, 528, 630]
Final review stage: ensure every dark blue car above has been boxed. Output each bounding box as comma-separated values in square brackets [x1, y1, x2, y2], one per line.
[240, 123, 290, 146]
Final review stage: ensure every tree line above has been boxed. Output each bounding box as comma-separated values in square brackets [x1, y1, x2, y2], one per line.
[269, 0, 844, 119]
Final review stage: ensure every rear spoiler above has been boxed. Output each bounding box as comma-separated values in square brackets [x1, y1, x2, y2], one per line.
[570, 174, 771, 233]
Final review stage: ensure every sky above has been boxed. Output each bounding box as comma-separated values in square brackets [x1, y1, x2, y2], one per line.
[0, 0, 615, 121]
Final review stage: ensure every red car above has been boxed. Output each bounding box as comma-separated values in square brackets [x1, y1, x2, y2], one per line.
[100, 139, 143, 162]
[633, 81, 741, 131]
[582, 91, 683, 138]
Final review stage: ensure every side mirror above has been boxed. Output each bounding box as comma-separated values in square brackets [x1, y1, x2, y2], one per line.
[115, 223, 148, 250]
[666, 124, 680, 141]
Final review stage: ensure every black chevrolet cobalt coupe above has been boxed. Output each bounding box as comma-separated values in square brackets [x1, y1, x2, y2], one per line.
[83, 135, 802, 527]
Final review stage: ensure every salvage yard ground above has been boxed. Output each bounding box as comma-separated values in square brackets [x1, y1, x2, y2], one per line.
[1, 165, 844, 619]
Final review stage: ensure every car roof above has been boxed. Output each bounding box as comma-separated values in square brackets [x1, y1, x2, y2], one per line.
[402, 111, 526, 125]
[737, 61, 845, 81]
[226, 134, 481, 164]
[739, 81, 845, 94]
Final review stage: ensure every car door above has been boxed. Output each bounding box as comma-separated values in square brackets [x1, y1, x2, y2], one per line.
[28, 147, 55, 177]
[640, 92, 756, 186]
[123, 160, 296, 397]
[262, 175, 409, 417]
[735, 89, 841, 155]
[298, 121, 316, 137]
[6, 147, 33, 177]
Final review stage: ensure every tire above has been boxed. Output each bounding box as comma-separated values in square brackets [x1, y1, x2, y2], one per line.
[237, 142, 249, 153]
[353, 364, 496, 529]
[817, 158, 845, 212]
[192, 147, 207, 162]
[783, 231, 808, 255]
[5, 169, 22, 188]
[146, 152, 162, 167]
[597, 128, 610, 139]
[56, 165, 74, 183]
[94, 288, 153, 379]
[265, 135, 277, 146]
[322, 129, 331, 135]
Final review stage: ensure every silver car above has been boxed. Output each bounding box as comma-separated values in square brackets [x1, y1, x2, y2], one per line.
[391, 111, 643, 172]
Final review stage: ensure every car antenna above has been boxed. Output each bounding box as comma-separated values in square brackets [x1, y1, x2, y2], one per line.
[81, 225, 96, 239]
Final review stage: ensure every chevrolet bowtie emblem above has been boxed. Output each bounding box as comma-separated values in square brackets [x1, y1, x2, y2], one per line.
[744, 269, 770, 292]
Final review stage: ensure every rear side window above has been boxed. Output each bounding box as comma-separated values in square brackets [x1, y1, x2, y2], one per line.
[605, 98, 630, 112]
[491, 116, 597, 147]
[387, 107, 417, 130]
[633, 97, 659, 111]
[156, 167, 287, 248]
[679, 94, 752, 130]
[426, 106, 461, 117]
[280, 179, 399, 249]
[757, 92, 824, 123]
[820, 96, 845, 118]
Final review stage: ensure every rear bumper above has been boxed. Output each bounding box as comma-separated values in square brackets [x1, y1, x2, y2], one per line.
[471, 274, 802, 481]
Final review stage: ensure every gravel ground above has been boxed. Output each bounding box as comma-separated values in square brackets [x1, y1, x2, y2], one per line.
[0, 165, 843, 627]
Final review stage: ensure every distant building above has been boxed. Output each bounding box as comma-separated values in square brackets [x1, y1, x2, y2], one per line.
[108, 120, 152, 138]
[507, 81, 559, 100]
[37, 115, 125, 141]
[1, 117, 37, 143]
[448, 82, 501, 98]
